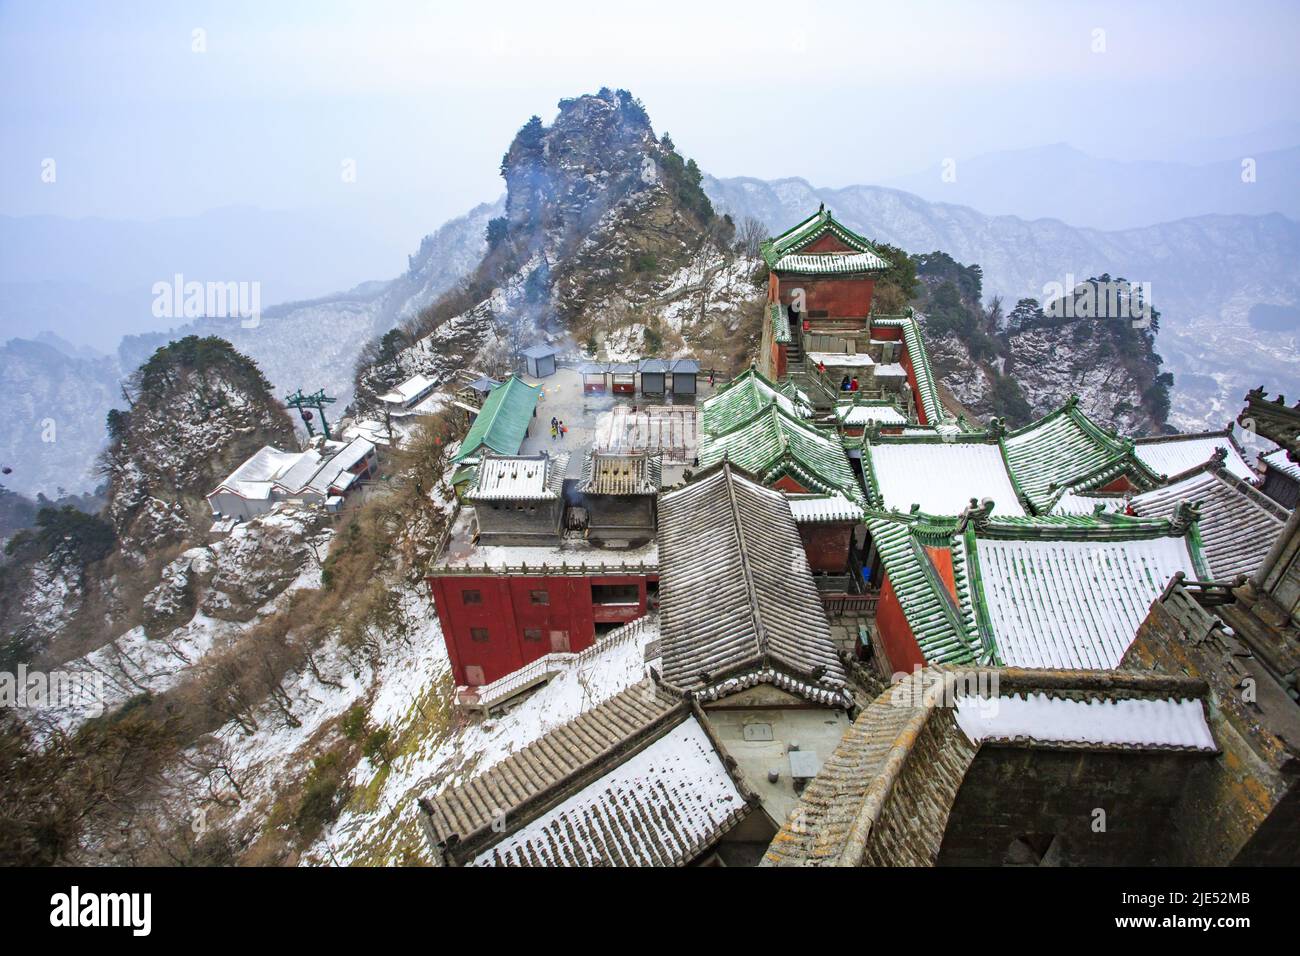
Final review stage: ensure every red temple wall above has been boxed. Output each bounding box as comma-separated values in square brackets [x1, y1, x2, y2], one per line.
[777, 276, 875, 319]
[874, 574, 927, 675]
[802, 233, 855, 254]
[798, 523, 853, 573]
[427, 574, 649, 686]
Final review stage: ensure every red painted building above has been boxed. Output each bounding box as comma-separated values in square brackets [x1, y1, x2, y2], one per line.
[428, 461, 660, 691]
[427, 569, 655, 687]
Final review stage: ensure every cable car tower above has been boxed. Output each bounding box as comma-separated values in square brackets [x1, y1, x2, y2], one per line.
[285, 388, 337, 440]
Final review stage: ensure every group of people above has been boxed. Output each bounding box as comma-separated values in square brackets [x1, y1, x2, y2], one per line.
[550, 417, 568, 440]
[815, 360, 860, 392]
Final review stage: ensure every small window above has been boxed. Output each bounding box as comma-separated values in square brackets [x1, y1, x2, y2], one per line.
[462, 589, 482, 606]
[470, 627, 489, 643]
[523, 628, 543, 642]
[529, 589, 549, 605]
[592, 583, 640, 605]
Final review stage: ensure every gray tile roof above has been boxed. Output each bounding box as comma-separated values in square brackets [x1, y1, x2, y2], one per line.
[420, 680, 685, 864]
[656, 463, 848, 700]
[578, 450, 662, 495]
[1129, 464, 1288, 579]
[466, 714, 751, 866]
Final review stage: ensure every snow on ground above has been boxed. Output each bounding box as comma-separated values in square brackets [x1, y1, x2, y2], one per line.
[306, 610, 659, 866]
[30, 509, 332, 739]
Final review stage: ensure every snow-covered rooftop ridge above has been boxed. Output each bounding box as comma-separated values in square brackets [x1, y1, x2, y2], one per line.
[786, 493, 865, 523]
[378, 372, 436, 405]
[1262, 447, 1300, 481]
[470, 715, 747, 866]
[954, 693, 1216, 752]
[469, 452, 569, 501]
[868, 441, 1026, 517]
[1134, 431, 1254, 483]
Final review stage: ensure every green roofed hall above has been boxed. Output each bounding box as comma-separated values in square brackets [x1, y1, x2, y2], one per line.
[760, 206, 891, 274]
[700, 366, 812, 435]
[698, 402, 864, 504]
[1000, 396, 1162, 513]
[452, 374, 542, 463]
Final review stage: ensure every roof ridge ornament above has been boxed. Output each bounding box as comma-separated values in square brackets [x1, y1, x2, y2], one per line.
[1169, 500, 1202, 535]
[958, 496, 995, 532]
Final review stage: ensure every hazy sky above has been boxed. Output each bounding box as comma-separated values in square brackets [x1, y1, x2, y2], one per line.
[4, 0, 1299, 246]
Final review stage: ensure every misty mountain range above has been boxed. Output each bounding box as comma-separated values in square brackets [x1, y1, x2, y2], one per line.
[882, 142, 1300, 230]
[3, 140, 1299, 498]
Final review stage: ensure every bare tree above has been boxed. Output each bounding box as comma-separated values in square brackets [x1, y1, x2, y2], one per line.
[735, 216, 766, 260]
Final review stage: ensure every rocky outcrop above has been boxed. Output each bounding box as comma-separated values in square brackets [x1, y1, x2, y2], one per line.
[102, 336, 298, 560]
[354, 90, 762, 411]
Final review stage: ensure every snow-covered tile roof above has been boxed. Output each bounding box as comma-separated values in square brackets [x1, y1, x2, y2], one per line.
[762, 207, 888, 270]
[864, 515, 982, 664]
[871, 314, 944, 426]
[872, 362, 908, 378]
[955, 693, 1216, 751]
[1002, 400, 1159, 512]
[1049, 488, 1125, 515]
[469, 716, 748, 866]
[866, 441, 1027, 516]
[422, 680, 682, 862]
[1134, 432, 1254, 483]
[213, 446, 304, 499]
[967, 533, 1199, 669]
[379, 373, 435, 405]
[786, 493, 865, 523]
[774, 251, 890, 274]
[698, 403, 863, 504]
[305, 436, 375, 495]
[836, 402, 908, 427]
[342, 419, 393, 447]
[1129, 467, 1287, 579]
[658, 464, 847, 697]
[1262, 447, 1300, 482]
[701, 367, 811, 435]
[452, 374, 542, 463]
[578, 450, 661, 495]
[210, 437, 374, 501]
[469, 452, 568, 501]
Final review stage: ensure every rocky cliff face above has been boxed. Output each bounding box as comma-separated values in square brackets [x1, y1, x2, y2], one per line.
[353, 89, 763, 410]
[911, 254, 1171, 434]
[102, 335, 297, 560]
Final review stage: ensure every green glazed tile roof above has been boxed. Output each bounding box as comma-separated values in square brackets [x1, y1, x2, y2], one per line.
[871, 312, 945, 427]
[452, 375, 541, 463]
[700, 367, 811, 435]
[773, 252, 889, 275]
[698, 403, 864, 504]
[760, 207, 890, 272]
[869, 510, 1208, 670]
[959, 518, 1204, 670]
[1000, 399, 1161, 513]
[769, 303, 791, 344]
[866, 514, 983, 665]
